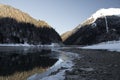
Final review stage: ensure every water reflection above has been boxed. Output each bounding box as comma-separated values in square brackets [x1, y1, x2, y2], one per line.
[0, 46, 58, 76]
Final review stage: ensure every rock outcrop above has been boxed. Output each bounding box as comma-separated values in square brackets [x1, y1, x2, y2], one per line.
[0, 4, 62, 44]
[62, 8, 120, 45]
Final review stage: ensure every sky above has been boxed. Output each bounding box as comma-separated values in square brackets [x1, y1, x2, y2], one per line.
[0, 0, 120, 34]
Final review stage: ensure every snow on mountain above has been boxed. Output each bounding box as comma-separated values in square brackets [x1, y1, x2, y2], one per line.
[81, 41, 120, 52]
[88, 8, 120, 23]
[62, 8, 120, 45]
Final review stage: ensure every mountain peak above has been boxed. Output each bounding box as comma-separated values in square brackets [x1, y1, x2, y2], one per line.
[88, 8, 120, 23]
[62, 8, 120, 45]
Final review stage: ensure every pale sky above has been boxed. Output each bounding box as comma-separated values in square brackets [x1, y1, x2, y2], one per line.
[0, 0, 120, 34]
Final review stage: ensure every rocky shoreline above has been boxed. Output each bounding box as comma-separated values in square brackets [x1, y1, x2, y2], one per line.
[62, 48, 120, 80]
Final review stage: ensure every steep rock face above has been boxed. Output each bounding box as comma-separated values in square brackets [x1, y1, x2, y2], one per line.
[62, 8, 120, 45]
[0, 4, 62, 44]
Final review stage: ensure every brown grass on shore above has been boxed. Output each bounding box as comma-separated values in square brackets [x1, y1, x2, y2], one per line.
[0, 67, 48, 80]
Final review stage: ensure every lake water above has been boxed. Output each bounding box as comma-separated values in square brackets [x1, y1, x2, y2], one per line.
[0, 46, 59, 79]
[0, 46, 78, 80]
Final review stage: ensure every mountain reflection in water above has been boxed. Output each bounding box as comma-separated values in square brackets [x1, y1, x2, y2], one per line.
[0, 46, 58, 76]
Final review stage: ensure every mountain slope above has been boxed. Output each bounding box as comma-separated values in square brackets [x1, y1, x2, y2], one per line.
[0, 4, 49, 27]
[0, 4, 62, 44]
[62, 8, 120, 45]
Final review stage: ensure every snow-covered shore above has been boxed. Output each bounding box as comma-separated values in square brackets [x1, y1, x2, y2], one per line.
[0, 43, 60, 47]
[81, 41, 120, 52]
[27, 50, 79, 80]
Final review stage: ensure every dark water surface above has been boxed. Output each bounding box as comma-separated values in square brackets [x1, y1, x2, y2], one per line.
[0, 46, 59, 76]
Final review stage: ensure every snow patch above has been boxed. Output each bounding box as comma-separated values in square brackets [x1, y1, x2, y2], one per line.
[28, 50, 79, 80]
[39, 70, 65, 80]
[28, 58, 72, 80]
[91, 23, 97, 28]
[81, 41, 120, 52]
[89, 8, 120, 23]
[0, 43, 32, 47]
[0, 43, 60, 47]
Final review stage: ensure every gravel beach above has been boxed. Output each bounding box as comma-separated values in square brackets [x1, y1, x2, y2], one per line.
[62, 48, 120, 80]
